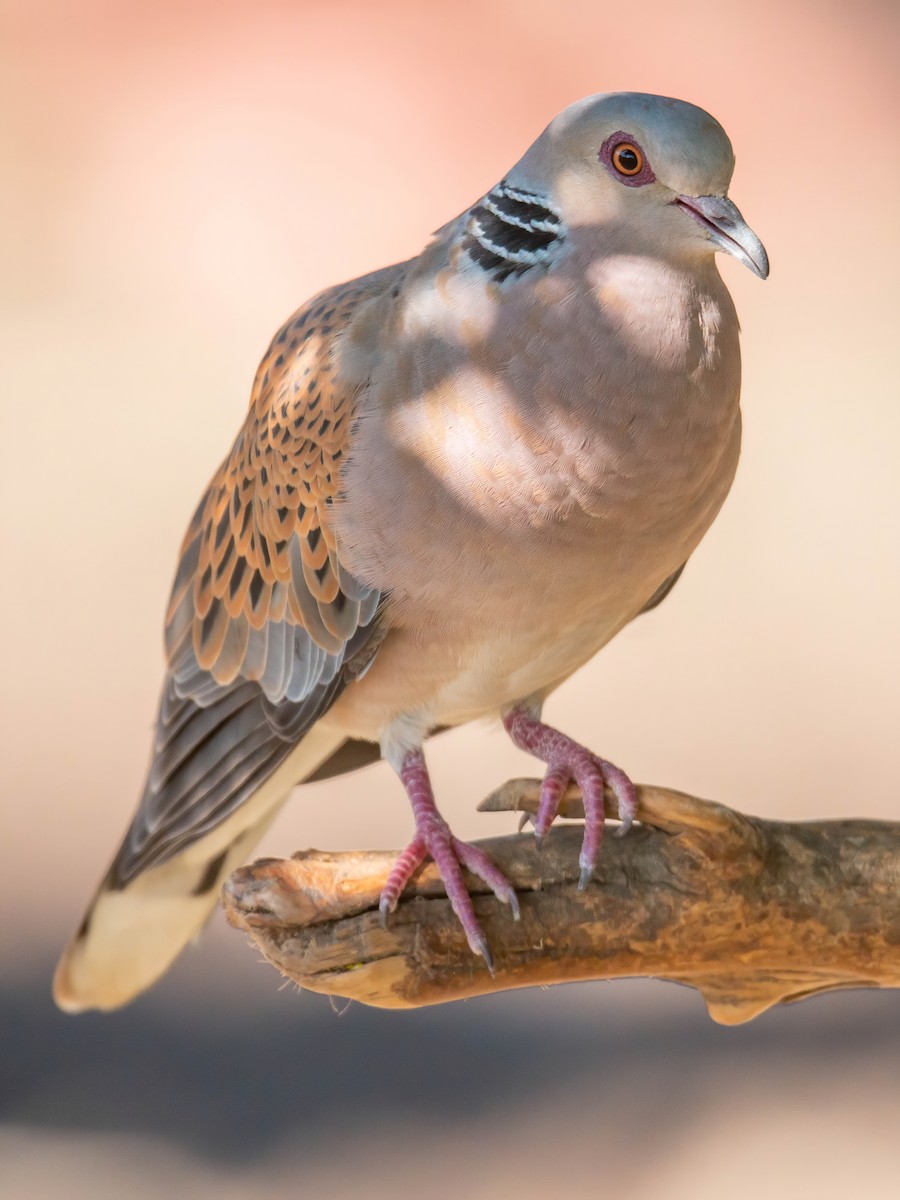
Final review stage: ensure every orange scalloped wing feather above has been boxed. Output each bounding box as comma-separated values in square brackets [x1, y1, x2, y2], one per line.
[164, 274, 386, 705]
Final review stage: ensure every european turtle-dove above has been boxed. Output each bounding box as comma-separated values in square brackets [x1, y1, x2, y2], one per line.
[54, 91, 768, 1011]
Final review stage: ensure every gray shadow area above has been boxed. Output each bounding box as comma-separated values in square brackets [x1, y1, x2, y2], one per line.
[3, 947, 898, 1165]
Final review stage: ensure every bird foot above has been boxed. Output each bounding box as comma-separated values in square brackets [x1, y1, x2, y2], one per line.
[503, 707, 637, 888]
[380, 750, 520, 972]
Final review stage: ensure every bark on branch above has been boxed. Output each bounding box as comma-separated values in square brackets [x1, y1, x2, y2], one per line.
[222, 780, 900, 1025]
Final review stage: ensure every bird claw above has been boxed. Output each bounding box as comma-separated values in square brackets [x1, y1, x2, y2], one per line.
[472, 932, 495, 976]
[382, 750, 518, 970]
[503, 707, 637, 888]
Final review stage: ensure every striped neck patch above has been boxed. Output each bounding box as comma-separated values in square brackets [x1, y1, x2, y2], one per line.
[463, 180, 564, 283]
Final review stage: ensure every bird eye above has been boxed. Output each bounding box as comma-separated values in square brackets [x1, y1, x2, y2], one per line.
[599, 132, 655, 187]
[612, 143, 643, 176]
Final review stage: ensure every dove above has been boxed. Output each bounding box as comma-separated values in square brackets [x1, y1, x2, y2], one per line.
[54, 91, 768, 1012]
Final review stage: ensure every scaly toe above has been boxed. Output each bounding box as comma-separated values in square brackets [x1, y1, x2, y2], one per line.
[451, 837, 521, 921]
[573, 759, 606, 883]
[534, 763, 571, 839]
[379, 836, 427, 922]
[598, 758, 638, 833]
[412, 830, 504, 968]
[390, 749, 514, 968]
[503, 706, 639, 893]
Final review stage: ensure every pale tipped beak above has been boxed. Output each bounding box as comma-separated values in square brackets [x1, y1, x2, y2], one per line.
[673, 194, 769, 279]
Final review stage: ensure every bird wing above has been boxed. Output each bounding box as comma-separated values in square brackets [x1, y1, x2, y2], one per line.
[55, 267, 403, 1011]
[164, 277, 389, 702]
[112, 267, 401, 885]
[637, 562, 687, 616]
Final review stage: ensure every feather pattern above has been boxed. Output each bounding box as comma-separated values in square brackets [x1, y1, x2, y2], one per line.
[110, 269, 401, 885]
[111, 620, 376, 887]
[164, 271, 391, 705]
[462, 179, 565, 283]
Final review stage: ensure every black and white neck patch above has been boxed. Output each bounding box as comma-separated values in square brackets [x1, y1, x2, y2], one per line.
[463, 180, 564, 283]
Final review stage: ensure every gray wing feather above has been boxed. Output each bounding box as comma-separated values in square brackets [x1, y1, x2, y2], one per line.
[111, 614, 381, 887]
[638, 563, 687, 616]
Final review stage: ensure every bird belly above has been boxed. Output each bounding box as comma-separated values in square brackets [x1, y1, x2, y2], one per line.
[424, 612, 628, 724]
[323, 574, 635, 748]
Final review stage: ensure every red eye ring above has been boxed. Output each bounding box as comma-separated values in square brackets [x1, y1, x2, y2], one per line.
[612, 142, 643, 176]
[599, 132, 655, 187]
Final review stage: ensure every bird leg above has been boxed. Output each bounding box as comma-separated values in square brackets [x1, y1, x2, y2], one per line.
[380, 749, 520, 971]
[503, 707, 638, 888]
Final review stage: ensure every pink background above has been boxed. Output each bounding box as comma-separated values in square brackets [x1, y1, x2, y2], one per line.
[2, 1, 898, 1196]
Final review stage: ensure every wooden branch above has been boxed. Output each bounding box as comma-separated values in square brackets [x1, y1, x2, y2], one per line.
[222, 781, 900, 1025]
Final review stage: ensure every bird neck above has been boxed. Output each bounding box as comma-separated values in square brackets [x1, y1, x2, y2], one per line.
[460, 179, 566, 284]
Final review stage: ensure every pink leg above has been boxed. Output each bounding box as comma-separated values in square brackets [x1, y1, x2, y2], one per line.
[503, 707, 638, 889]
[380, 749, 520, 972]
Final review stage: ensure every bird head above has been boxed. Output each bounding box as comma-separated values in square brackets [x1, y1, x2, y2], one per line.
[512, 92, 768, 280]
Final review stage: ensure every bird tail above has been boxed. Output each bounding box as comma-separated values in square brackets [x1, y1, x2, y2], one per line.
[52, 723, 346, 1013]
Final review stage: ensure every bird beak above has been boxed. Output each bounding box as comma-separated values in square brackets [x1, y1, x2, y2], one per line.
[673, 194, 769, 280]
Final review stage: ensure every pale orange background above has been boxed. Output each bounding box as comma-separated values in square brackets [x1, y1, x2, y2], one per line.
[2, 1, 898, 1197]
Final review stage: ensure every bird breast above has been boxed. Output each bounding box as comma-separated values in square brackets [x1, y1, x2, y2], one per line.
[337, 249, 741, 609]
[326, 249, 743, 736]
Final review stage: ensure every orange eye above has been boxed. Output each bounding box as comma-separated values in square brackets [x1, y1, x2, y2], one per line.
[612, 143, 643, 176]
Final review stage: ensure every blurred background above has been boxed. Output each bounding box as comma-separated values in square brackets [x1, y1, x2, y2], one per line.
[2, 0, 898, 1196]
